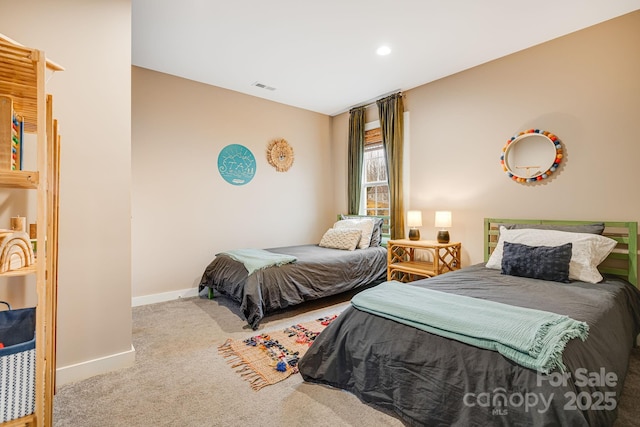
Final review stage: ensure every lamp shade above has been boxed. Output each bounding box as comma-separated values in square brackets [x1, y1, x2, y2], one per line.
[434, 211, 452, 228]
[407, 210, 423, 227]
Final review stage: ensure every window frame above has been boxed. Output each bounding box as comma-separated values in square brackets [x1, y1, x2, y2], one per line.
[360, 121, 389, 219]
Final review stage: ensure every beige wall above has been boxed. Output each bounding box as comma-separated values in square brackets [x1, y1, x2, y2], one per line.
[132, 67, 333, 298]
[334, 11, 640, 266]
[1, 2, 638, 385]
[0, 0, 133, 384]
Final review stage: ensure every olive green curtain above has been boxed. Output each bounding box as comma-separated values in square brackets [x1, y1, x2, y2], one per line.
[347, 107, 366, 215]
[377, 93, 405, 239]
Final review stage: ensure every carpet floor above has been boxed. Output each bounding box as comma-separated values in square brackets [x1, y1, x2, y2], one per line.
[52, 290, 640, 426]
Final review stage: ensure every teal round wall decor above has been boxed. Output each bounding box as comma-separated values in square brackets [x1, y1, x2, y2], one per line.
[217, 144, 256, 185]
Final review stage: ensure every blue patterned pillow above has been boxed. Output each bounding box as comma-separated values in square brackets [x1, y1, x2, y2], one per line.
[501, 241, 572, 283]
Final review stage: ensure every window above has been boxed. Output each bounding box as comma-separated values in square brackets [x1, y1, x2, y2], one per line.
[361, 127, 389, 220]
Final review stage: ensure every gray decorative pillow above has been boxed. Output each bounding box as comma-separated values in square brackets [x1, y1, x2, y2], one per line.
[341, 215, 384, 247]
[501, 241, 572, 283]
[504, 223, 605, 235]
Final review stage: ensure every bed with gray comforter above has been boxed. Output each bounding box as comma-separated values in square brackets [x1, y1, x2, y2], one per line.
[198, 244, 387, 329]
[298, 264, 640, 426]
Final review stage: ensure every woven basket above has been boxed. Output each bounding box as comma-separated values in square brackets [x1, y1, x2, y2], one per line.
[0, 304, 36, 423]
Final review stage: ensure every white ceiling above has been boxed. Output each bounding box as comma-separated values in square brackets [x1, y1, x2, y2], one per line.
[132, 1, 640, 116]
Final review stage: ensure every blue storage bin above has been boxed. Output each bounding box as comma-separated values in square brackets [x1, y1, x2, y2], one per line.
[0, 304, 36, 423]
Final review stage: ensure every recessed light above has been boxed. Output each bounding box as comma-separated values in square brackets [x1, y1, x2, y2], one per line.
[376, 45, 391, 56]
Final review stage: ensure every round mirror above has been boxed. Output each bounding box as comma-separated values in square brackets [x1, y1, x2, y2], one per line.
[500, 130, 563, 183]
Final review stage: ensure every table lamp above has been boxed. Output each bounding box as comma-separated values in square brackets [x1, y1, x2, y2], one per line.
[435, 211, 452, 243]
[407, 210, 422, 241]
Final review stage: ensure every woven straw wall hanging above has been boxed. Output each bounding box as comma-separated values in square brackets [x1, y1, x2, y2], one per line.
[267, 138, 294, 172]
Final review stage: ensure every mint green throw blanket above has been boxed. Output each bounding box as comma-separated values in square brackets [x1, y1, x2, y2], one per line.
[351, 281, 589, 374]
[219, 249, 297, 276]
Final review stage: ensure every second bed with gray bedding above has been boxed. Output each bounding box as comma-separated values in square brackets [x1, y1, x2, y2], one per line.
[199, 244, 387, 329]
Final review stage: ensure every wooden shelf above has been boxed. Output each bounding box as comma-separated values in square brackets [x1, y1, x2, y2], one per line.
[0, 170, 39, 189]
[0, 263, 36, 277]
[0, 33, 63, 134]
[1, 414, 35, 427]
[390, 260, 439, 278]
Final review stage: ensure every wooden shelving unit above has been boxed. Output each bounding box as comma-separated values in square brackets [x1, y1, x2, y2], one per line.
[0, 33, 62, 427]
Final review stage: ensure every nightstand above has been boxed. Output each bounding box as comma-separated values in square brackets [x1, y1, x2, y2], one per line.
[387, 239, 461, 282]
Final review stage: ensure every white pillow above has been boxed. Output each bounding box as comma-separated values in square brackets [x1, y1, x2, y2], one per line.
[319, 228, 362, 251]
[333, 218, 375, 249]
[486, 226, 617, 284]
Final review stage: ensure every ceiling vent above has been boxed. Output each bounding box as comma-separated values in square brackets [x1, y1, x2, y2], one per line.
[252, 81, 276, 91]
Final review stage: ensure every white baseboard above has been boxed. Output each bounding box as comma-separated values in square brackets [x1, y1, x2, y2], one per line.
[131, 287, 199, 307]
[56, 345, 136, 387]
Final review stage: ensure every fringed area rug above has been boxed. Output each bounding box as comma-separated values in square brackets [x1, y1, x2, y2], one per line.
[218, 315, 338, 390]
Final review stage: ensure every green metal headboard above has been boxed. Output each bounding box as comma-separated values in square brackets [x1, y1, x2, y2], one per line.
[483, 218, 638, 287]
